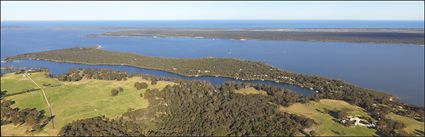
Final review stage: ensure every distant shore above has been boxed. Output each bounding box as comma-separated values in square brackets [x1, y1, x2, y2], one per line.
[89, 28, 425, 45]
[2, 26, 423, 45]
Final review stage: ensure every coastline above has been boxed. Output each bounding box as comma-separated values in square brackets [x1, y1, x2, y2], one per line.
[92, 28, 425, 45]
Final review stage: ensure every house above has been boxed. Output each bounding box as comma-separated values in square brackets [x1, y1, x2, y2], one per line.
[340, 116, 376, 128]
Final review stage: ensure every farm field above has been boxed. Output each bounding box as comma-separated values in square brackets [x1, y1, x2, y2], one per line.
[1, 72, 174, 136]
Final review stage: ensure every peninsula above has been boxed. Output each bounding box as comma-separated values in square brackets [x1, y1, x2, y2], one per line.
[90, 28, 425, 45]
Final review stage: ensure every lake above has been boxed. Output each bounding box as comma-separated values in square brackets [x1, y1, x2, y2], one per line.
[1, 21, 424, 106]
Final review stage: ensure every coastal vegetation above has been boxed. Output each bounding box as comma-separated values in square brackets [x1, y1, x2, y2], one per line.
[5, 47, 423, 123]
[94, 28, 425, 45]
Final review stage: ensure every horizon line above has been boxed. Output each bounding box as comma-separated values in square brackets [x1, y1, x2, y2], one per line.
[2, 19, 424, 22]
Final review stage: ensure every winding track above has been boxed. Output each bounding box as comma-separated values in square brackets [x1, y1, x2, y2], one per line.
[25, 72, 55, 128]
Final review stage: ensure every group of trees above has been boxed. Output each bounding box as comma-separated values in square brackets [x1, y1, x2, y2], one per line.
[57, 68, 129, 81]
[124, 81, 314, 136]
[1, 91, 53, 132]
[58, 116, 144, 136]
[328, 110, 347, 120]
[13, 68, 49, 75]
[134, 82, 148, 90]
[376, 118, 407, 136]
[218, 82, 307, 106]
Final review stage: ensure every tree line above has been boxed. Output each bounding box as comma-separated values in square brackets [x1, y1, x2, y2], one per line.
[56, 68, 129, 81]
[1, 90, 53, 132]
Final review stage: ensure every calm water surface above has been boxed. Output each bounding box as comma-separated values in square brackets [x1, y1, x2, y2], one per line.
[1, 21, 424, 106]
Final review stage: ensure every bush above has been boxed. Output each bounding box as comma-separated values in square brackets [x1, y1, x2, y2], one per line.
[117, 87, 124, 92]
[134, 82, 148, 90]
[329, 110, 347, 119]
[111, 89, 119, 96]
[151, 79, 157, 85]
[303, 119, 315, 128]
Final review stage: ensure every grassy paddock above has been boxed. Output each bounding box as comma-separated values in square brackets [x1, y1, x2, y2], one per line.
[279, 99, 376, 136]
[1, 72, 173, 136]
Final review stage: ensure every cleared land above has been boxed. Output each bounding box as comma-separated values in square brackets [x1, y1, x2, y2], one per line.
[279, 99, 376, 136]
[387, 113, 424, 136]
[1, 72, 174, 136]
[93, 28, 425, 45]
[234, 87, 267, 95]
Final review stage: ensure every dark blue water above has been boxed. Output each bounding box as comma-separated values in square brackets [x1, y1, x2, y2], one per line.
[2, 20, 424, 28]
[1, 21, 424, 106]
[1, 60, 313, 96]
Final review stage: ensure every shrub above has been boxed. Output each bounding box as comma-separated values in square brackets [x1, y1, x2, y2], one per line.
[117, 87, 124, 92]
[151, 79, 157, 85]
[134, 82, 148, 90]
[111, 89, 119, 96]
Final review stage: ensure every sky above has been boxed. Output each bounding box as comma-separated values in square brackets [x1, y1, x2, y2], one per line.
[1, 1, 424, 21]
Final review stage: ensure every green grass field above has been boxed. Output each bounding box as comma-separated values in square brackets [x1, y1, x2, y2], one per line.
[1, 73, 40, 94]
[279, 99, 376, 136]
[387, 113, 424, 136]
[1, 72, 174, 136]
